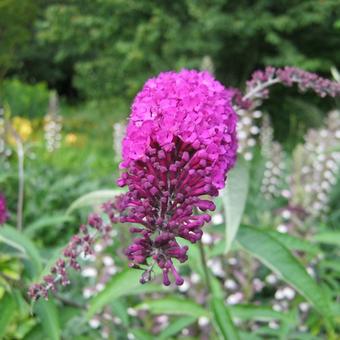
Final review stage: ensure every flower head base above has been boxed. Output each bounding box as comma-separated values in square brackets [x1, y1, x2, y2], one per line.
[0, 193, 8, 225]
[117, 70, 237, 285]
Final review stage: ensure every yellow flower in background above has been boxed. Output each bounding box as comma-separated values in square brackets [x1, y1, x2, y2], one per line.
[11, 117, 33, 141]
[65, 133, 78, 145]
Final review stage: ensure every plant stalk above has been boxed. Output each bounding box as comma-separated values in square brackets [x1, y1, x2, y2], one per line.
[198, 240, 212, 293]
[242, 77, 280, 101]
[16, 140, 24, 231]
[7, 122, 25, 231]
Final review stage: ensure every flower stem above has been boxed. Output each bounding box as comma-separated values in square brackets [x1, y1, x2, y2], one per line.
[7, 122, 25, 231]
[242, 77, 280, 101]
[198, 240, 212, 293]
[16, 140, 24, 231]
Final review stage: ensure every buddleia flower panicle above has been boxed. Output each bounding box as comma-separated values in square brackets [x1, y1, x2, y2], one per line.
[232, 67, 339, 162]
[0, 193, 8, 225]
[116, 70, 237, 285]
[28, 212, 114, 300]
[237, 66, 340, 110]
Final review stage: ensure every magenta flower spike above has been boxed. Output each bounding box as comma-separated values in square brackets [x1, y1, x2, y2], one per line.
[117, 70, 238, 285]
[0, 193, 8, 225]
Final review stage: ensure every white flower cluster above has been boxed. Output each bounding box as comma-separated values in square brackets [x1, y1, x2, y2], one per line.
[200, 55, 215, 75]
[44, 93, 62, 152]
[112, 122, 126, 162]
[300, 110, 340, 216]
[0, 107, 11, 168]
[260, 114, 273, 158]
[236, 109, 262, 160]
[84, 237, 117, 339]
[261, 142, 285, 200]
[260, 115, 285, 199]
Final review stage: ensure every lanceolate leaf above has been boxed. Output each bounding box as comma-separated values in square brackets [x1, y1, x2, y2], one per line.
[0, 293, 16, 338]
[223, 158, 249, 253]
[267, 230, 319, 255]
[211, 298, 240, 340]
[66, 189, 124, 215]
[159, 316, 196, 339]
[131, 329, 154, 340]
[86, 269, 144, 319]
[24, 214, 74, 238]
[237, 225, 332, 320]
[34, 299, 60, 340]
[0, 225, 42, 279]
[313, 231, 340, 247]
[136, 297, 209, 318]
[230, 304, 288, 322]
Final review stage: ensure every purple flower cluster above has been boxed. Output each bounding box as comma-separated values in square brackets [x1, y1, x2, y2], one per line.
[28, 213, 113, 300]
[0, 193, 8, 225]
[238, 66, 340, 109]
[275, 67, 340, 97]
[117, 70, 237, 285]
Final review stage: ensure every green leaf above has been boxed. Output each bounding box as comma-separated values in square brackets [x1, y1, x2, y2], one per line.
[211, 298, 240, 340]
[253, 326, 283, 338]
[239, 332, 262, 340]
[237, 225, 332, 320]
[0, 293, 16, 338]
[0, 225, 25, 253]
[313, 232, 340, 247]
[24, 214, 74, 238]
[131, 329, 154, 340]
[223, 158, 249, 253]
[66, 189, 124, 215]
[126, 283, 167, 295]
[230, 304, 288, 322]
[13, 289, 31, 317]
[86, 269, 142, 319]
[110, 299, 129, 327]
[320, 260, 340, 273]
[34, 299, 60, 340]
[159, 316, 196, 340]
[0, 225, 42, 279]
[267, 230, 319, 255]
[136, 297, 209, 318]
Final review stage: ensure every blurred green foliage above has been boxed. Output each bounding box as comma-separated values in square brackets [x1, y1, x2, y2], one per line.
[1, 0, 339, 142]
[0, 1, 339, 339]
[3, 0, 339, 99]
[0, 0, 38, 79]
[1, 79, 49, 118]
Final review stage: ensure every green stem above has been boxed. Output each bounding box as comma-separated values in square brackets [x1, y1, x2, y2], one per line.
[7, 122, 25, 231]
[198, 240, 212, 293]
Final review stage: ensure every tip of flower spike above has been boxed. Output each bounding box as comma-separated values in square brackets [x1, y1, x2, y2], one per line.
[140, 268, 153, 284]
[175, 277, 184, 286]
[162, 271, 171, 286]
